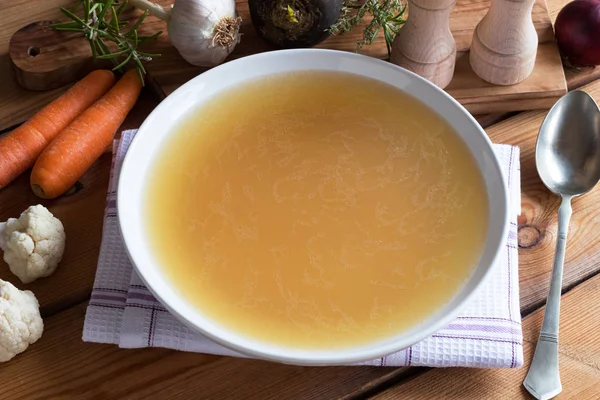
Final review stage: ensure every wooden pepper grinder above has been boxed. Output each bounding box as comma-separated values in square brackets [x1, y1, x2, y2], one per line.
[469, 0, 538, 85]
[390, 0, 456, 89]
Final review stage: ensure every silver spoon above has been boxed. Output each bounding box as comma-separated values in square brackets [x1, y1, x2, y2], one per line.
[523, 90, 600, 400]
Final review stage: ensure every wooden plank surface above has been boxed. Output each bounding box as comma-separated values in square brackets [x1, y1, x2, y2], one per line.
[0, 0, 570, 132]
[0, 302, 407, 400]
[3, 70, 597, 330]
[0, 0, 74, 132]
[137, 0, 568, 114]
[1, 0, 597, 133]
[0, 154, 110, 316]
[2, 0, 596, 134]
[0, 82, 410, 400]
[141, 0, 559, 90]
[372, 272, 600, 399]
[0, 0, 600, 398]
[547, 0, 600, 90]
[0, 0, 73, 51]
[445, 43, 566, 114]
[487, 79, 600, 312]
[0, 88, 158, 316]
[0, 54, 598, 400]
[367, 64, 600, 400]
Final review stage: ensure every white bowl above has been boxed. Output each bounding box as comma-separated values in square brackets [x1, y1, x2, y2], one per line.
[118, 49, 509, 366]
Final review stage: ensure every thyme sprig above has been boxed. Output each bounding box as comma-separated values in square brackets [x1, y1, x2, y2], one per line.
[52, 0, 162, 85]
[329, 0, 407, 57]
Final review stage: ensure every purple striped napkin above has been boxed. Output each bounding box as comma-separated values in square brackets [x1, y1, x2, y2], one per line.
[83, 129, 523, 368]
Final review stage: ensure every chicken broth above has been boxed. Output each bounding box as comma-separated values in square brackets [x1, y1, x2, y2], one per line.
[144, 71, 489, 349]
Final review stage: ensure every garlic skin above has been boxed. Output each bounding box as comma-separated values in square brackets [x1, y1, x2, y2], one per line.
[169, 0, 242, 67]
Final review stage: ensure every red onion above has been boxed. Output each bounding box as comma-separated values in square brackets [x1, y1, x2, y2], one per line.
[554, 0, 600, 68]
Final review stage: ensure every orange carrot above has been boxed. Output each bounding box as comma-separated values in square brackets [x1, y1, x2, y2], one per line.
[30, 69, 143, 199]
[0, 70, 116, 189]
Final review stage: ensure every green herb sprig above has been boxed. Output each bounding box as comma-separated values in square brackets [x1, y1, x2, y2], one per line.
[52, 0, 162, 85]
[329, 0, 407, 57]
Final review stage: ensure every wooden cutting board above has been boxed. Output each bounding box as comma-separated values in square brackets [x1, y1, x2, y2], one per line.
[4, 0, 567, 129]
[137, 0, 568, 115]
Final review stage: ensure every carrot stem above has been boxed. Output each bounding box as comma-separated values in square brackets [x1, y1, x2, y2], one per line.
[30, 69, 143, 199]
[0, 70, 116, 189]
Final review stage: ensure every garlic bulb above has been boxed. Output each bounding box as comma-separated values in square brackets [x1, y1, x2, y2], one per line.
[129, 0, 242, 67]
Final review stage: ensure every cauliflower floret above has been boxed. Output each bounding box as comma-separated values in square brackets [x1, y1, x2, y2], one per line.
[0, 205, 66, 284]
[0, 279, 43, 362]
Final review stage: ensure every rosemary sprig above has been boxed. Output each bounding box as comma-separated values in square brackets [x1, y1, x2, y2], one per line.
[52, 0, 162, 85]
[329, 0, 407, 57]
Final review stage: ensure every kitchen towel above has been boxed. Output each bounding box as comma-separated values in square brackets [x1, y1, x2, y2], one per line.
[83, 129, 523, 368]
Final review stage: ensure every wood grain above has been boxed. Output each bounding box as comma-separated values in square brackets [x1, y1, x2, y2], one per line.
[550, 0, 600, 91]
[139, 0, 562, 96]
[0, 89, 159, 316]
[372, 272, 600, 399]
[390, 0, 457, 89]
[0, 0, 73, 52]
[451, 0, 555, 50]
[486, 79, 600, 312]
[351, 79, 600, 397]
[1, 0, 566, 131]
[0, 0, 593, 345]
[0, 0, 590, 132]
[137, 0, 568, 114]
[0, 1, 598, 399]
[447, 43, 566, 114]
[9, 21, 111, 91]
[0, 302, 407, 400]
[548, 0, 600, 90]
[0, 54, 70, 133]
[0, 47, 597, 400]
[0, 153, 111, 316]
[0, 0, 75, 131]
[1, 54, 588, 324]
[469, 0, 538, 85]
[547, 0, 571, 19]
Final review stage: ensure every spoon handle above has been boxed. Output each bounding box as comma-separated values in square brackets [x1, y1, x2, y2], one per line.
[523, 196, 572, 400]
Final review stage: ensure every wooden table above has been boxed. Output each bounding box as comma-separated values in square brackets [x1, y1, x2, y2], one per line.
[1, 1, 600, 399]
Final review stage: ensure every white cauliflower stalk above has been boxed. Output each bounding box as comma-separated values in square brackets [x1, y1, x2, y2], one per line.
[0, 205, 66, 284]
[0, 279, 44, 362]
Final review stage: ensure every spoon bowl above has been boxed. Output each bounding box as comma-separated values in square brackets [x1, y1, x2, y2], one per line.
[536, 90, 600, 197]
[524, 89, 600, 400]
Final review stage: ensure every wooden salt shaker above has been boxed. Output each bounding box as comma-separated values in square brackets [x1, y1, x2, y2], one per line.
[469, 0, 538, 85]
[390, 0, 456, 89]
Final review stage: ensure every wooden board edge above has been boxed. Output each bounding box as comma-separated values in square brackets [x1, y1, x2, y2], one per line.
[535, 0, 556, 44]
[463, 94, 562, 115]
[449, 43, 568, 114]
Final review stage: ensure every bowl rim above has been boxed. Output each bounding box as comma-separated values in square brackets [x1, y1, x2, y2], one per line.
[117, 48, 510, 366]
